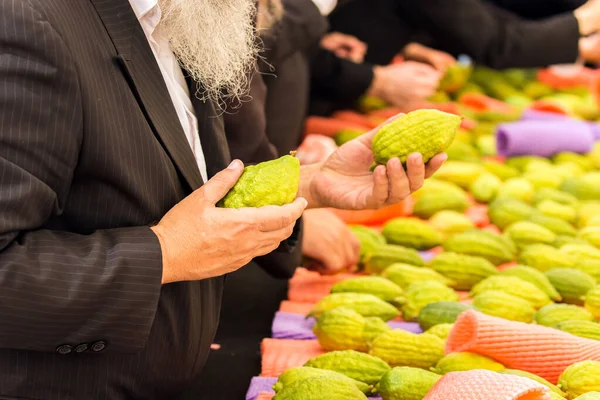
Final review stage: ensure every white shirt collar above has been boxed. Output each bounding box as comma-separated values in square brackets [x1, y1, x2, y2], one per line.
[129, 0, 158, 20]
[129, 0, 161, 37]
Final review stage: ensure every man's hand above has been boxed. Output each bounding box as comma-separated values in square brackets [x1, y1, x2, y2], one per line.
[402, 42, 457, 72]
[580, 33, 600, 63]
[575, 0, 600, 36]
[368, 62, 442, 110]
[151, 160, 307, 284]
[320, 32, 368, 63]
[299, 116, 447, 210]
[302, 209, 360, 275]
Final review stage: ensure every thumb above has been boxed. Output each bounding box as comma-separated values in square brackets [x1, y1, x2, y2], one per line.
[201, 159, 245, 205]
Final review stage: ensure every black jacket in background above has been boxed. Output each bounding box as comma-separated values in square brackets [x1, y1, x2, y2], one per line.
[329, 0, 581, 69]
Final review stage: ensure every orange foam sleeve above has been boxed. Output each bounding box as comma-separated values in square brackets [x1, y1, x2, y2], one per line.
[424, 370, 551, 400]
[287, 268, 356, 304]
[279, 301, 315, 315]
[255, 393, 275, 400]
[331, 197, 414, 226]
[447, 310, 600, 383]
[260, 339, 326, 377]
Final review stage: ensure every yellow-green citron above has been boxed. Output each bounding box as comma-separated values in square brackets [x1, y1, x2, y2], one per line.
[533, 188, 579, 207]
[372, 109, 461, 166]
[503, 221, 556, 249]
[472, 290, 536, 323]
[428, 211, 475, 238]
[312, 308, 390, 352]
[585, 285, 600, 319]
[545, 268, 596, 305]
[537, 200, 577, 223]
[381, 264, 453, 290]
[488, 198, 535, 230]
[499, 369, 565, 396]
[574, 392, 600, 400]
[218, 153, 300, 208]
[554, 320, 600, 341]
[308, 293, 399, 321]
[470, 276, 552, 309]
[558, 361, 600, 399]
[377, 367, 441, 400]
[418, 302, 472, 331]
[363, 244, 424, 274]
[529, 213, 577, 238]
[470, 173, 502, 204]
[272, 375, 368, 400]
[518, 244, 575, 272]
[425, 323, 454, 340]
[534, 304, 594, 327]
[400, 281, 460, 321]
[304, 350, 391, 386]
[483, 160, 520, 181]
[349, 225, 387, 263]
[368, 330, 445, 369]
[330, 277, 403, 303]
[428, 252, 498, 291]
[496, 178, 535, 203]
[382, 218, 443, 250]
[334, 129, 365, 146]
[560, 244, 600, 263]
[443, 229, 516, 266]
[433, 161, 485, 190]
[500, 265, 562, 302]
[432, 352, 504, 375]
[272, 367, 371, 394]
[579, 227, 600, 249]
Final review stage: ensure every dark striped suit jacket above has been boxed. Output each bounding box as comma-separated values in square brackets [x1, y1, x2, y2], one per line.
[0, 0, 278, 398]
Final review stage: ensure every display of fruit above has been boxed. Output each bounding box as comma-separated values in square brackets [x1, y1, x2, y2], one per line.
[371, 109, 461, 166]
[308, 293, 399, 321]
[528, 213, 578, 237]
[330, 277, 403, 302]
[554, 320, 600, 341]
[503, 220, 556, 249]
[518, 244, 576, 272]
[428, 252, 498, 290]
[368, 330, 445, 369]
[376, 367, 441, 400]
[417, 301, 473, 331]
[218, 153, 299, 208]
[431, 352, 504, 375]
[382, 218, 443, 250]
[363, 244, 424, 274]
[534, 304, 595, 327]
[304, 350, 391, 386]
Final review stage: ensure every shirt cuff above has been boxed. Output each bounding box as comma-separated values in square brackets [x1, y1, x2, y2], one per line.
[311, 0, 338, 15]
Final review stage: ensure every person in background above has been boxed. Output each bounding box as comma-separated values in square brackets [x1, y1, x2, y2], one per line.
[329, 0, 600, 68]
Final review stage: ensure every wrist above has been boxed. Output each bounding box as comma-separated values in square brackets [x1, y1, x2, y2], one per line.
[298, 163, 322, 209]
[575, 7, 600, 36]
[367, 65, 386, 100]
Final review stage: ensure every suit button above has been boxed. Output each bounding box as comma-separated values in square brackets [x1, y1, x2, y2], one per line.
[74, 344, 89, 353]
[91, 341, 106, 352]
[56, 344, 72, 355]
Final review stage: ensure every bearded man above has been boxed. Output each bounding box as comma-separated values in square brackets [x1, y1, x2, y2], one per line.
[0, 0, 446, 398]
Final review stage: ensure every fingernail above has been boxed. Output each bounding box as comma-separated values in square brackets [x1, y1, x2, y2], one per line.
[227, 160, 241, 169]
[300, 198, 308, 208]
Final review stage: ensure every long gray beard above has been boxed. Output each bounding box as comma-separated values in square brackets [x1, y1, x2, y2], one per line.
[157, 0, 260, 106]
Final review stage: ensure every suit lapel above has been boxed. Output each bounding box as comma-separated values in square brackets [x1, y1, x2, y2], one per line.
[89, 0, 204, 190]
[186, 80, 232, 179]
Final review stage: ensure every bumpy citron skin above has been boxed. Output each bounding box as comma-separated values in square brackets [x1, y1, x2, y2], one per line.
[518, 244, 575, 272]
[443, 230, 516, 266]
[371, 109, 461, 166]
[272, 375, 368, 400]
[368, 330, 445, 369]
[558, 361, 600, 399]
[377, 367, 441, 400]
[312, 308, 371, 352]
[500, 265, 562, 301]
[400, 281, 460, 322]
[218, 154, 300, 208]
[308, 293, 399, 321]
[554, 320, 600, 341]
[432, 352, 504, 375]
[382, 218, 443, 250]
[585, 285, 600, 319]
[545, 268, 596, 306]
[417, 301, 472, 331]
[470, 276, 552, 309]
[425, 323, 454, 340]
[363, 245, 424, 275]
[574, 392, 600, 400]
[272, 367, 371, 394]
[304, 350, 391, 386]
[428, 252, 498, 291]
[534, 304, 594, 327]
[472, 290, 536, 323]
[330, 277, 403, 302]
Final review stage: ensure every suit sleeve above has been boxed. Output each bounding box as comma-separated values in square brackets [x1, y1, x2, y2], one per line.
[397, 0, 580, 69]
[0, 0, 162, 353]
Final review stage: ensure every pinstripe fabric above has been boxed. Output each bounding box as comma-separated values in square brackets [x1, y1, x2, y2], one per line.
[0, 0, 232, 398]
